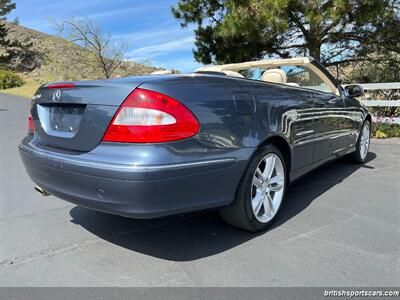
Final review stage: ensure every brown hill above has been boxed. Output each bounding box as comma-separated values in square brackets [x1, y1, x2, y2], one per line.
[2, 23, 158, 97]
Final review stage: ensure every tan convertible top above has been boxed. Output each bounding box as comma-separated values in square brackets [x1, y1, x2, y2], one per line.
[196, 57, 339, 95]
[196, 57, 313, 72]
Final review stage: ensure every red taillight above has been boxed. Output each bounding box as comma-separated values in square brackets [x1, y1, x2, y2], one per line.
[47, 83, 75, 89]
[102, 88, 199, 143]
[28, 113, 35, 134]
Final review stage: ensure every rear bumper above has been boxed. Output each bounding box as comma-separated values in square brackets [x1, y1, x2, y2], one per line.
[19, 136, 252, 218]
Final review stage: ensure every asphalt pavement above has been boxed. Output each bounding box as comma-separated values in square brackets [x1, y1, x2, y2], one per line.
[0, 93, 399, 287]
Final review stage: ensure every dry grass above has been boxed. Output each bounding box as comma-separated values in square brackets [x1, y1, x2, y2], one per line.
[1, 23, 158, 98]
[1, 79, 40, 98]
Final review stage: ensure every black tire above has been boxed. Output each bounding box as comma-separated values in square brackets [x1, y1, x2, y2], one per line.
[350, 120, 371, 164]
[220, 144, 287, 232]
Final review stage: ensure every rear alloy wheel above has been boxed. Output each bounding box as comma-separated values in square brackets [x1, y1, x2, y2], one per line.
[251, 153, 285, 223]
[351, 121, 370, 163]
[220, 144, 287, 232]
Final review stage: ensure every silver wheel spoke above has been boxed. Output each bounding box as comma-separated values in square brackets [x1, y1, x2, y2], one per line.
[269, 174, 284, 192]
[256, 168, 266, 181]
[263, 194, 274, 215]
[363, 129, 369, 140]
[263, 156, 275, 180]
[252, 176, 263, 189]
[252, 193, 264, 215]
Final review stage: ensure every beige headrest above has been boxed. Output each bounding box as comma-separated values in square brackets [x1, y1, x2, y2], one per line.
[261, 69, 287, 84]
[151, 70, 174, 75]
[222, 70, 245, 78]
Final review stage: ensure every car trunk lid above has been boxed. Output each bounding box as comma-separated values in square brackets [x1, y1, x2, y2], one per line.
[31, 80, 142, 152]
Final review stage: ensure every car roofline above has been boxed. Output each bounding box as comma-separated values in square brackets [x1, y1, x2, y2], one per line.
[196, 57, 314, 72]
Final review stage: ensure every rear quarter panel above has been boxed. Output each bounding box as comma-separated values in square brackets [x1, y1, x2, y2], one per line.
[141, 76, 259, 148]
[140, 75, 317, 174]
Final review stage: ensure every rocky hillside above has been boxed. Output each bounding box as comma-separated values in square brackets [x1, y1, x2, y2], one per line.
[2, 23, 158, 97]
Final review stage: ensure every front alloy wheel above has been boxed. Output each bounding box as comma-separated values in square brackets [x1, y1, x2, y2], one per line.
[359, 122, 370, 161]
[351, 120, 370, 164]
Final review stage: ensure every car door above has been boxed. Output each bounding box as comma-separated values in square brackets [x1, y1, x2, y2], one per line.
[341, 90, 364, 149]
[308, 91, 348, 161]
[284, 63, 352, 163]
[283, 89, 319, 171]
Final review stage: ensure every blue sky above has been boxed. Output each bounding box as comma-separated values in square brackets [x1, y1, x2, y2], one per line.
[8, 0, 202, 72]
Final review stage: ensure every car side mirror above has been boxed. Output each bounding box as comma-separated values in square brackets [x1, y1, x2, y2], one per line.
[344, 85, 364, 98]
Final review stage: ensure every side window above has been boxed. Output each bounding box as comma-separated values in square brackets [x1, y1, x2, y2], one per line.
[283, 65, 332, 93]
[235, 65, 337, 95]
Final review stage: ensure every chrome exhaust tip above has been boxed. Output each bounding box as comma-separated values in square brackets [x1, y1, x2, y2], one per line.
[34, 186, 50, 197]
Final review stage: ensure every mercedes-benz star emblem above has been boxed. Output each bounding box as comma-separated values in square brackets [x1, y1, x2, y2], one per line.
[53, 89, 62, 102]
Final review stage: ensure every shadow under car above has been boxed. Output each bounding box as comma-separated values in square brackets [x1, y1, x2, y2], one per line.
[69, 152, 376, 261]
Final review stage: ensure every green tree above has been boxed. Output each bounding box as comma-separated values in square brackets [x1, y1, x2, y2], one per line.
[0, 0, 16, 63]
[12, 16, 19, 25]
[172, 0, 400, 68]
[0, 0, 34, 69]
[0, 0, 15, 19]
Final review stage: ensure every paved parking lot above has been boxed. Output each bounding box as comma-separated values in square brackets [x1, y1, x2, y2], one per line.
[0, 93, 399, 287]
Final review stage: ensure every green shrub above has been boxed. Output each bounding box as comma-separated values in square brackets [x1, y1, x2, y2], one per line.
[372, 122, 400, 139]
[0, 69, 24, 89]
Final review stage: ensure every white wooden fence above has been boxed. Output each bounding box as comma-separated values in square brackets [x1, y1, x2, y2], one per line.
[355, 82, 400, 124]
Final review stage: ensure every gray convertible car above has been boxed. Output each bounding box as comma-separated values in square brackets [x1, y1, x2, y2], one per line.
[19, 57, 371, 231]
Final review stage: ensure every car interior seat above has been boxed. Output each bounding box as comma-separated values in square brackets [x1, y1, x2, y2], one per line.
[261, 69, 287, 84]
[261, 69, 301, 87]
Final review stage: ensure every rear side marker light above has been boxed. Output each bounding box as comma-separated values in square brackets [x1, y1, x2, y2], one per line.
[103, 88, 199, 143]
[47, 83, 75, 89]
[28, 113, 35, 134]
